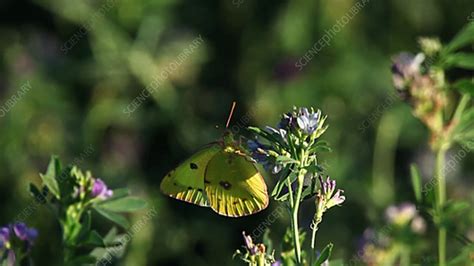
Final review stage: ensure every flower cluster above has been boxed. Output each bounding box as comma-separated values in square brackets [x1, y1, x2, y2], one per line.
[391, 51, 446, 135]
[72, 167, 113, 201]
[91, 178, 113, 199]
[0, 222, 38, 265]
[32, 156, 146, 265]
[358, 203, 426, 265]
[385, 202, 426, 234]
[234, 232, 276, 266]
[314, 176, 346, 223]
[247, 107, 328, 175]
[247, 107, 339, 264]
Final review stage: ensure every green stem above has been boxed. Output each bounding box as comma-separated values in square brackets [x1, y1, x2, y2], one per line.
[436, 148, 447, 266]
[287, 175, 294, 209]
[400, 247, 411, 266]
[310, 220, 320, 265]
[292, 170, 304, 265]
[452, 94, 470, 124]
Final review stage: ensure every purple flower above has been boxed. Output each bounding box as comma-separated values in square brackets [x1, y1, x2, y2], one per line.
[385, 202, 416, 225]
[12, 223, 38, 244]
[247, 140, 282, 174]
[91, 178, 113, 199]
[0, 226, 10, 249]
[318, 176, 345, 209]
[271, 260, 282, 266]
[391, 52, 425, 91]
[385, 202, 425, 231]
[296, 108, 320, 135]
[242, 231, 257, 255]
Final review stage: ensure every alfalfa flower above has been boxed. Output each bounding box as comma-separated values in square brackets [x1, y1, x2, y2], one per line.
[12, 222, 38, 246]
[391, 52, 425, 92]
[296, 107, 321, 135]
[91, 178, 113, 199]
[391, 52, 446, 136]
[0, 227, 10, 249]
[312, 176, 345, 247]
[318, 176, 346, 210]
[247, 140, 282, 174]
[234, 232, 276, 265]
[385, 202, 426, 234]
[0, 222, 38, 266]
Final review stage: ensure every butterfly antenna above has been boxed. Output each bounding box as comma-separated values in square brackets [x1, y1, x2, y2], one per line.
[225, 101, 237, 129]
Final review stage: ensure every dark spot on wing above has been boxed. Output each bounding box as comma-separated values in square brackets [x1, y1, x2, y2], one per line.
[197, 188, 203, 192]
[233, 201, 239, 205]
[204, 179, 211, 184]
[187, 186, 193, 190]
[219, 181, 232, 190]
[190, 163, 198, 170]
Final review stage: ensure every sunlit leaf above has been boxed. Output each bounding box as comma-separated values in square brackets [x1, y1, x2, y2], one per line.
[453, 79, 474, 96]
[443, 53, 474, 70]
[94, 206, 130, 229]
[96, 197, 147, 212]
[29, 183, 47, 204]
[39, 156, 61, 198]
[443, 22, 474, 53]
[313, 243, 333, 266]
[81, 230, 105, 247]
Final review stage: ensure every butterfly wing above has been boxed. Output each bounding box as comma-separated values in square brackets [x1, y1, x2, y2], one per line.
[204, 149, 269, 217]
[160, 145, 220, 207]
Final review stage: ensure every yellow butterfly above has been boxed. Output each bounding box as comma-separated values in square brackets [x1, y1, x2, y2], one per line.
[160, 103, 269, 217]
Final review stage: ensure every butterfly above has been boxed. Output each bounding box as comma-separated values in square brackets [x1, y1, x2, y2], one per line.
[160, 103, 269, 217]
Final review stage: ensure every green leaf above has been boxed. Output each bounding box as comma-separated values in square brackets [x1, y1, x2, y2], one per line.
[96, 197, 147, 212]
[103, 227, 119, 244]
[445, 201, 470, 216]
[301, 177, 318, 200]
[443, 53, 474, 70]
[276, 156, 299, 164]
[29, 183, 47, 204]
[410, 164, 422, 203]
[81, 230, 105, 247]
[76, 211, 92, 244]
[443, 22, 474, 53]
[39, 156, 61, 198]
[313, 243, 333, 266]
[247, 126, 263, 134]
[106, 188, 130, 200]
[262, 229, 273, 253]
[453, 79, 474, 96]
[58, 166, 76, 201]
[271, 179, 286, 198]
[94, 206, 130, 228]
[454, 109, 474, 139]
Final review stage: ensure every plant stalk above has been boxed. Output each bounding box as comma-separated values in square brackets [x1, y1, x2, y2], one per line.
[436, 148, 447, 266]
[310, 219, 320, 265]
[292, 171, 304, 265]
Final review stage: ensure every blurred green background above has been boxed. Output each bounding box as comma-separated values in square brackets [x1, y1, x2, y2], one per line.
[1, 0, 473, 265]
